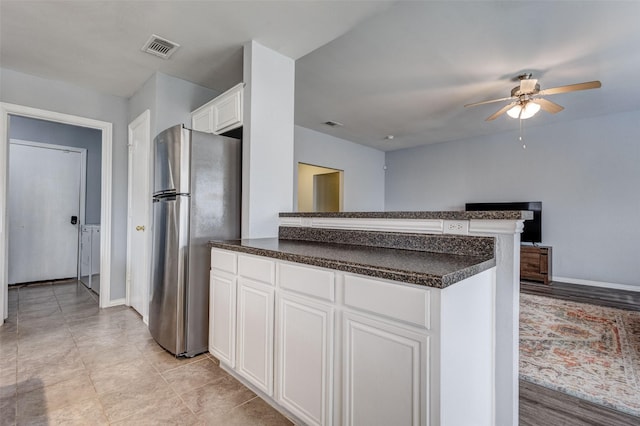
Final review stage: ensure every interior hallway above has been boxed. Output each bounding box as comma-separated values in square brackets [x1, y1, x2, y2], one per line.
[0, 281, 292, 425]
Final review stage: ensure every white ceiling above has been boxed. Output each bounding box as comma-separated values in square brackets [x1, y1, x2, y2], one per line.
[2, 1, 639, 151]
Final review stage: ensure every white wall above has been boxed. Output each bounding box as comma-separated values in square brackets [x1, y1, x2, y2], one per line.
[128, 73, 157, 133]
[385, 110, 640, 288]
[242, 41, 295, 238]
[1, 67, 129, 300]
[294, 126, 385, 212]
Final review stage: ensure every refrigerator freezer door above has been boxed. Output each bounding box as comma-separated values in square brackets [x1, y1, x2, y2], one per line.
[153, 125, 191, 195]
[149, 194, 190, 355]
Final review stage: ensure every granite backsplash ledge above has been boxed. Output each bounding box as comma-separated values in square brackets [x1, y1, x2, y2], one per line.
[278, 226, 494, 258]
[279, 210, 533, 220]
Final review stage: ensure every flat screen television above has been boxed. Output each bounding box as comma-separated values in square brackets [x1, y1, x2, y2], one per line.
[465, 201, 542, 243]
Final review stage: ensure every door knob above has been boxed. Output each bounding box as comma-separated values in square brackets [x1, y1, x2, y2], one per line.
[136, 225, 145, 231]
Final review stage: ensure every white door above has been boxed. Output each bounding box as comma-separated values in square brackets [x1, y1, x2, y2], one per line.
[276, 292, 334, 426]
[126, 110, 151, 322]
[236, 277, 275, 396]
[343, 312, 428, 426]
[210, 270, 237, 367]
[8, 142, 84, 284]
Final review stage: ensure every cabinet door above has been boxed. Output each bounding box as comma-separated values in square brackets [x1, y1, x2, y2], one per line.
[276, 292, 334, 426]
[237, 277, 275, 396]
[343, 312, 428, 426]
[209, 271, 236, 367]
[192, 105, 214, 133]
[213, 86, 243, 133]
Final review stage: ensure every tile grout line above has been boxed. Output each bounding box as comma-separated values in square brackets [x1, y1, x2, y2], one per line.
[160, 362, 232, 419]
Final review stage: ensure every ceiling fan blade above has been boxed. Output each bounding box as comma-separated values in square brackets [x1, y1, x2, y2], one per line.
[486, 103, 516, 121]
[538, 80, 601, 96]
[464, 96, 516, 108]
[531, 98, 564, 114]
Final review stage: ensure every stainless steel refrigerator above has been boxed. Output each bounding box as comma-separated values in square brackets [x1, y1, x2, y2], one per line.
[149, 124, 241, 357]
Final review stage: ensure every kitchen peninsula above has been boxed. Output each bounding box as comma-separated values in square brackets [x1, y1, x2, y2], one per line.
[209, 211, 531, 426]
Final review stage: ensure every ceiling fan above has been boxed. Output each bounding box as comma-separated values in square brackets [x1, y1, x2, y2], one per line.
[464, 74, 601, 121]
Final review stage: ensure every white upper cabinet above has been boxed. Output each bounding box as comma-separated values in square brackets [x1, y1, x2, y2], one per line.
[191, 82, 244, 134]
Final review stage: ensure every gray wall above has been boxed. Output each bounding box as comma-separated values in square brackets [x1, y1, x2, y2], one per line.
[129, 72, 219, 137]
[155, 72, 219, 135]
[1, 69, 231, 302]
[1, 67, 129, 301]
[9, 115, 102, 224]
[385, 109, 640, 288]
[295, 125, 385, 211]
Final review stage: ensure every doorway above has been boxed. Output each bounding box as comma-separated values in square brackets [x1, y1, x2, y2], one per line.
[126, 110, 151, 323]
[8, 140, 86, 284]
[0, 103, 114, 322]
[297, 163, 343, 212]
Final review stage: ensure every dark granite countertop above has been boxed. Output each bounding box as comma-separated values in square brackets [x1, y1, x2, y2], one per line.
[279, 210, 533, 220]
[209, 238, 495, 289]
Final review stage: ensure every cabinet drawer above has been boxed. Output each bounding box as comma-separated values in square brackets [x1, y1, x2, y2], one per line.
[211, 249, 236, 274]
[278, 263, 335, 302]
[238, 254, 275, 285]
[344, 274, 431, 329]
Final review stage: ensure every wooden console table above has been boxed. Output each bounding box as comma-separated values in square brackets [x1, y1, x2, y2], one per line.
[520, 245, 552, 284]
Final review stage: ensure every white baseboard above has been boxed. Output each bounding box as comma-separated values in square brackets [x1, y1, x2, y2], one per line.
[552, 276, 640, 293]
[106, 298, 126, 307]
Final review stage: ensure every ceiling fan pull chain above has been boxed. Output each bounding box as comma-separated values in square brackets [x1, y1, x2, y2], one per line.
[519, 118, 526, 149]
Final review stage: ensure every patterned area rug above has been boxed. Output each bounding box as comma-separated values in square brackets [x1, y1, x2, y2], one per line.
[519, 294, 640, 416]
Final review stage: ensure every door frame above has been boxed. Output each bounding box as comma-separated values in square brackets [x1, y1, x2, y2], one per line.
[125, 109, 151, 324]
[9, 140, 87, 284]
[0, 102, 113, 321]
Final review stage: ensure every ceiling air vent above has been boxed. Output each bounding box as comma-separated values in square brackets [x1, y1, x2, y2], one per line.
[141, 34, 180, 59]
[323, 121, 343, 127]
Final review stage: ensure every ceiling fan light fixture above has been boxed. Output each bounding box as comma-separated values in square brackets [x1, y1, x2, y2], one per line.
[506, 101, 541, 119]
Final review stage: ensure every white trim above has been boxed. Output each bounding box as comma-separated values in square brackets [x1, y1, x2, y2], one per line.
[279, 217, 302, 227]
[280, 217, 444, 234]
[125, 109, 151, 324]
[106, 297, 126, 307]
[552, 276, 640, 293]
[0, 102, 113, 321]
[469, 220, 525, 235]
[279, 216, 527, 236]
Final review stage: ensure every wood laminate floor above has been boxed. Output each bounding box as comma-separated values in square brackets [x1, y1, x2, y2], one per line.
[520, 380, 640, 426]
[521, 280, 640, 311]
[519, 280, 640, 425]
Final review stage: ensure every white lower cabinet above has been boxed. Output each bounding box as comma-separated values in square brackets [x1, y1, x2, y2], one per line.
[237, 277, 275, 396]
[343, 311, 428, 426]
[276, 292, 334, 426]
[210, 248, 496, 426]
[209, 270, 237, 367]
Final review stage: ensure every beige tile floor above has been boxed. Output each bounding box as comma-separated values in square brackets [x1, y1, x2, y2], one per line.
[0, 280, 294, 426]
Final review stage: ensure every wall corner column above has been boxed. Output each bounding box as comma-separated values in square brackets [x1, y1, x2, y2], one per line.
[242, 41, 295, 239]
[470, 219, 523, 426]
